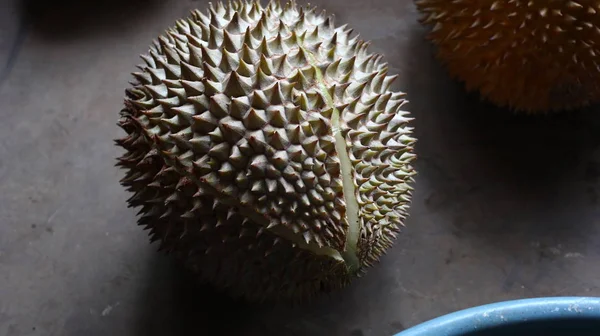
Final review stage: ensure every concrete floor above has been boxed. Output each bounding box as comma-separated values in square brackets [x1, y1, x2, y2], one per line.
[2, 0, 600, 335]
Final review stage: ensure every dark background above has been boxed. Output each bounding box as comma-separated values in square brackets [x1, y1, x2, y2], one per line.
[2, 0, 600, 335]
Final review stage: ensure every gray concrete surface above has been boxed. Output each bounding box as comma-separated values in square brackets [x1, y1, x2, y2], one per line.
[2, 0, 600, 335]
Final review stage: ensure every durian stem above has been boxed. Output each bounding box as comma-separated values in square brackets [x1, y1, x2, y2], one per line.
[301, 46, 361, 274]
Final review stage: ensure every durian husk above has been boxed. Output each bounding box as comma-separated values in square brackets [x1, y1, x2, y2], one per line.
[115, 0, 416, 302]
[415, 0, 600, 113]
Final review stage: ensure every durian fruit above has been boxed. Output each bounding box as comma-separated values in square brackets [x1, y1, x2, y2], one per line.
[415, 0, 600, 112]
[116, 0, 416, 302]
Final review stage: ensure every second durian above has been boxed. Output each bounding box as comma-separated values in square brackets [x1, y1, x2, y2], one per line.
[116, 0, 416, 302]
[415, 0, 600, 112]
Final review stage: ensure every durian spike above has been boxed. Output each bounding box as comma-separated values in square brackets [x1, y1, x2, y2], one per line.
[415, 0, 600, 113]
[115, 0, 416, 303]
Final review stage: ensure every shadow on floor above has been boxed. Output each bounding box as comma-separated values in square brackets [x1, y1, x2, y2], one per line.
[132, 247, 408, 336]
[133, 251, 267, 336]
[402, 23, 600, 254]
[18, 0, 167, 41]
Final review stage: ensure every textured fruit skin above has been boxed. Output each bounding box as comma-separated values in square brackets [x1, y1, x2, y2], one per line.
[415, 0, 600, 113]
[116, 0, 416, 302]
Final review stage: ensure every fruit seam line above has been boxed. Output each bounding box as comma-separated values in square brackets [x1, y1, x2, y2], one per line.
[300, 43, 361, 274]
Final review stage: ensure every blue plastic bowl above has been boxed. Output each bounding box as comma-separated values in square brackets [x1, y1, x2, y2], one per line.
[394, 297, 600, 336]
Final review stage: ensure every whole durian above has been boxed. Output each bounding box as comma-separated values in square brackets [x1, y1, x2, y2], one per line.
[415, 0, 600, 112]
[116, 0, 416, 302]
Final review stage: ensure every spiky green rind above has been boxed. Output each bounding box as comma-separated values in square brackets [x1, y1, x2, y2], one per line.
[116, 0, 416, 302]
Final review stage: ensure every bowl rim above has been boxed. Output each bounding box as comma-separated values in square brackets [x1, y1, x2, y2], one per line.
[394, 296, 600, 336]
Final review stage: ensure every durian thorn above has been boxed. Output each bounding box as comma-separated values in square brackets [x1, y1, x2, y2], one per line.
[164, 161, 345, 264]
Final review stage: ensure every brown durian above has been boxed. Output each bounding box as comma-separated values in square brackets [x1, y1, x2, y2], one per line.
[115, 0, 416, 302]
[415, 0, 600, 112]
